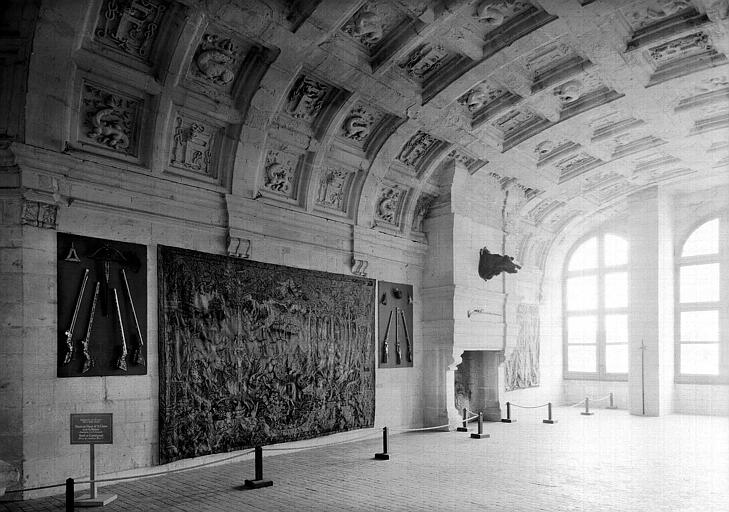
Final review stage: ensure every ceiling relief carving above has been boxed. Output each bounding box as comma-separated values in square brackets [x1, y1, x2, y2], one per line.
[592, 179, 637, 204]
[611, 135, 667, 159]
[169, 112, 219, 180]
[622, 1, 693, 32]
[261, 148, 301, 200]
[375, 184, 406, 226]
[648, 32, 712, 64]
[675, 75, 729, 112]
[79, 81, 143, 158]
[632, 151, 681, 173]
[446, 148, 488, 174]
[590, 111, 646, 142]
[534, 139, 580, 167]
[340, 106, 380, 145]
[528, 198, 565, 224]
[93, 0, 168, 63]
[399, 43, 451, 82]
[643, 31, 727, 86]
[342, 2, 401, 48]
[523, 40, 593, 96]
[411, 193, 437, 232]
[286, 75, 330, 122]
[186, 29, 256, 98]
[472, 1, 531, 28]
[490, 107, 551, 151]
[457, 80, 521, 128]
[554, 151, 603, 183]
[397, 131, 447, 174]
[582, 170, 622, 191]
[314, 167, 356, 214]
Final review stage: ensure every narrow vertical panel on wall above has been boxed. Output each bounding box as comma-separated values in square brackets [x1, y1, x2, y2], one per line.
[377, 281, 414, 368]
[157, 246, 376, 463]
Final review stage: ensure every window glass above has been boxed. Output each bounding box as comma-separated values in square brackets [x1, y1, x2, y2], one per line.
[568, 237, 598, 271]
[680, 310, 719, 342]
[681, 219, 719, 257]
[679, 264, 720, 303]
[567, 315, 597, 344]
[605, 314, 628, 344]
[567, 345, 596, 373]
[604, 272, 628, 308]
[680, 344, 720, 375]
[605, 344, 629, 374]
[604, 234, 628, 266]
[566, 276, 597, 311]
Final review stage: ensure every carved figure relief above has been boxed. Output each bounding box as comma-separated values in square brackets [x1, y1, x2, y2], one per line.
[190, 33, 240, 86]
[376, 186, 405, 225]
[342, 107, 375, 142]
[458, 83, 505, 112]
[399, 44, 449, 80]
[262, 150, 297, 197]
[398, 131, 438, 168]
[170, 115, 215, 176]
[648, 32, 711, 64]
[94, 0, 167, 62]
[287, 75, 330, 121]
[158, 246, 375, 463]
[553, 79, 583, 103]
[342, 4, 388, 46]
[473, 0, 530, 27]
[505, 303, 540, 391]
[412, 194, 436, 232]
[316, 168, 353, 211]
[81, 83, 141, 155]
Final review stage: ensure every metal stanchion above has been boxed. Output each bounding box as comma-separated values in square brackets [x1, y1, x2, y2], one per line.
[501, 401, 516, 423]
[543, 402, 557, 424]
[581, 397, 594, 416]
[244, 446, 273, 488]
[375, 427, 390, 460]
[66, 478, 74, 512]
[607, 392, 618, 409]
[470, 412, 490, 439]
[457, 408, 469, 432]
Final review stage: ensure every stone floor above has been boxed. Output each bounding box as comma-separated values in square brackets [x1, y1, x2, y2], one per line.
[1, 407, 728, 511]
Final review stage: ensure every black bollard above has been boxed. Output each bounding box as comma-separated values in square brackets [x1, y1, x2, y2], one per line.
[501, 401, 516, 423]
[543, 402, 557, 424]
[375, 427, 390, 460]
[66, 478, 74, 512]
[457, 408, 469, 432]
[581, 397, 594, 416]
[470, 412, 490, 439]
[607, 392, 618, 409]
[244, 447, 273, 489]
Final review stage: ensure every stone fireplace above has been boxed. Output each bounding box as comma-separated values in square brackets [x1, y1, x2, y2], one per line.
[454, 350, 502, 422]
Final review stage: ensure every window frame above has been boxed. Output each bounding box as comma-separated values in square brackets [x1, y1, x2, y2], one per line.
[674, 215, 729, 385]
[563, 231, 629, 381]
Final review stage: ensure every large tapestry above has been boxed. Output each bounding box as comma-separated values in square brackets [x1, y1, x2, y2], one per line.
[504, 303, 540, 391]
[158, 246, 376, 463]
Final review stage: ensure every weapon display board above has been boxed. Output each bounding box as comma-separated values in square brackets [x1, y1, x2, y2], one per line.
[158, 246, 376, 464]
[57, 233, 147, 377]
[377, 281, 414, 368]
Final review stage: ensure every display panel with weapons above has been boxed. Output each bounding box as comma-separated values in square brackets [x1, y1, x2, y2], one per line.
[377, 281, 414, 368]
[57, 233, 147, 377]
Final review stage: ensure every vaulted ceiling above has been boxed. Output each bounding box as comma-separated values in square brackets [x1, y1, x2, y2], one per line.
[6, 0, 729, 253]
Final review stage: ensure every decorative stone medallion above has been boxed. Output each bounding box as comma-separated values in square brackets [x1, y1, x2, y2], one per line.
[286, 75, 330, 122]
[341, 107, 377, 142]
[375, 185, 405, 225]
[94, 0, 168, 62]
[315, 168, 356, 212]
[189, 32, 242, 91]
[169, 113, 217, 177]
[80, 82, 143, 156]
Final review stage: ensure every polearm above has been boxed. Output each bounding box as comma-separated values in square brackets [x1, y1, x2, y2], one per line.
[120, 269, 146, 366]
[381, 310, 393, 364]
[394, 307, 402, 365]
[81, 282, 100, 374]
[63, 269, 90, 364]
[112, 289, 127, 371]
[398, 307, 412, 363]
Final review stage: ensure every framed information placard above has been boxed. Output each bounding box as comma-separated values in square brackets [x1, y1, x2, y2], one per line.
[70, 413, 113, 444]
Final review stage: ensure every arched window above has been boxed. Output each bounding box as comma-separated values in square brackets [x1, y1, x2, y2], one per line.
[564, 233, 629, 379]
[676, 217, 727, 382]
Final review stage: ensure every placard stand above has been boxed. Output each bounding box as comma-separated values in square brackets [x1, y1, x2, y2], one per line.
[75, 445, 117, 507]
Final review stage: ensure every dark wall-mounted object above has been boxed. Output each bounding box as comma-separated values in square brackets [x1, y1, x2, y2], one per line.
[57, 233, 147, 377]
[157, 246, 376, 464]
[478, 247, 521, 282]
[377, 281, 414, 368]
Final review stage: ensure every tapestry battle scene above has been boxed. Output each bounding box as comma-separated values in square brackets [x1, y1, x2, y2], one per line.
[157, 246, 376, 463]
[504, 303, 540, 391]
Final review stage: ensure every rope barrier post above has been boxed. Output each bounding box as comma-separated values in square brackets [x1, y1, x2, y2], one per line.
[501, 401, 516, 423]
[375, 427, 390, 460]
[457, 408, 469, 432]
[470, 412, 490, 439]
[607, 392, 618, 409]
[543, 402, 557, 424]
[581, 397, 594, 416]
[66, 478, 74, 512]
[244, 446, 273, 489]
